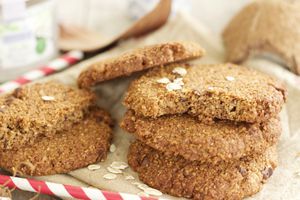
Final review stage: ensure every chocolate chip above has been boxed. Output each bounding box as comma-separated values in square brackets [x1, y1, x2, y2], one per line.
[262, 167, 273, 179]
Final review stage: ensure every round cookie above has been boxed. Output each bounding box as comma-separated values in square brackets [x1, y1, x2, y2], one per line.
[223, 1, 300, 74]
[0, 81, 96, 150]
[121, 110, 281, 164]
[128, 141, 278, 200]
[77, 41, 205, 88]
[124, 63, 286, 123]
[0, 108, 112, 176]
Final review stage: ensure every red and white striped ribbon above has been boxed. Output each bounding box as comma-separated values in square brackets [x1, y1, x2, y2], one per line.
[0, 174, 162, 200]
[0, 50, 84, 94]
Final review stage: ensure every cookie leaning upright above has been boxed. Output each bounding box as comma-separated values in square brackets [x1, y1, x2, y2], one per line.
[0, 81, 95, 150]
[124, 63, 286, 123]
[77, 41, 205, 88]
[222, 1, 300, 74]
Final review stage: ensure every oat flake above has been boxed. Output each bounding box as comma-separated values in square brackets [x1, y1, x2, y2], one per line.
[137, 192, 150, 197]
[107, 166, 122, 174]
[174, 78, 184, 86]
[41, 96, 55, 101]
[125, 175, 135, 180]
[87, 164, 101, 171]
[157, 77, 170, 84]
[166, 82, 182, 91]
[132, 182, 141, 185]
[103, 173, 117, 180]
[109, 144, 116, 153]
[110, 161, 128, 170]
[136, 183, 150, 190]
[172, 67, 187, 76]
[143, 188, 163, 196]
[225, 76, 235, 81]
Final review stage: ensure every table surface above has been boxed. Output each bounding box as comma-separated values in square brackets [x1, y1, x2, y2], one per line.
[10, 0, 250, 199]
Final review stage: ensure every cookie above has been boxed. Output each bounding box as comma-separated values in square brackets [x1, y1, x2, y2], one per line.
[0, 108, 112, 176]
[77, 41, 205, 88]
[223, 1, 300, 74]
[124, 63, 286, 123]
[121, 110, 281, 164]
[128, 141, 277, 200]
[0, 81, 95, 150]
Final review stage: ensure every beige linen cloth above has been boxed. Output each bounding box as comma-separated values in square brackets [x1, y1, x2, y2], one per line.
[33, 12, 300, 199]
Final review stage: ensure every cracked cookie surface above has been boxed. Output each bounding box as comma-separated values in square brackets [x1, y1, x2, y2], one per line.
[124, 63, 286, 123]
[0, 108, 112, 176]
[0, 81, 95, 150]
[77, 41, 205, 88]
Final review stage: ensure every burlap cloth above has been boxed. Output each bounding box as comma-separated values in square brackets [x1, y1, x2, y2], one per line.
[33, 12, 300, 199]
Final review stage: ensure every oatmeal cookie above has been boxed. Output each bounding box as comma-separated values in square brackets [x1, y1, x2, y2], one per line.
[0, 108, 112, 176]
[223, 1, 300, 74]
[0, 81, 95, 150]
[124, 63, 286, 123]
[121, 110, 281, 164]
[128, 141, 278, 200]
[77, 41, 205, 88]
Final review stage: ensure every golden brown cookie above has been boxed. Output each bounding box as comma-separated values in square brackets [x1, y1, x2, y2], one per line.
[0, 108, 112, 176]
[0, 81, 95, 150]
[223, 1, 300, 74]
[121, 110, 281, 164]
[124, 63, 286, 123]
[77, 41, 205, 88]
[128, 141, 278, 200]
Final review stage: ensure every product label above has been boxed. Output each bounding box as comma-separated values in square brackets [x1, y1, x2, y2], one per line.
[0, 0, 56, 69]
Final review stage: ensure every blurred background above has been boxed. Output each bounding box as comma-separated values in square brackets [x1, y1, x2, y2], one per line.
[0, 0, 251, 83]
[57, 0, 250, 35]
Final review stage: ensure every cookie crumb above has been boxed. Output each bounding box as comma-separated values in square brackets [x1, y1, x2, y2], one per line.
[41, 95, 55, 101]
[109, 144, 116, 153]
[166, 82, 182, 92]
[110, 161, 128, 170]
[172, 67, 187, 76]
[87, 164, 101, 171]
[156, 77, 170, 84]
[103, 173, 117, 180]
[225, 76, 235, 81]
[107, 167, 122, 174]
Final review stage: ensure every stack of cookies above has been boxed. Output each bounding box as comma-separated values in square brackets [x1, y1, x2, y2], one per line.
[0, 81, 112, 176]
[121, 63, 286, 199]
